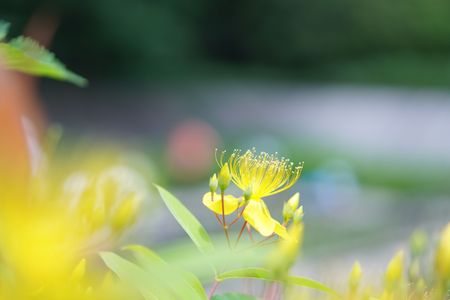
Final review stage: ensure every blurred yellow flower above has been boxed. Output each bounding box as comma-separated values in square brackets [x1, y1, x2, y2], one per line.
[0, 149, 149, 299]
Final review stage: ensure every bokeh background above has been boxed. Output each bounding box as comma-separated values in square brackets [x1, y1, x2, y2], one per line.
[2, 0, 450, 286]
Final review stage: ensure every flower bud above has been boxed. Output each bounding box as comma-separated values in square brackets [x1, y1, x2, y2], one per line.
[349, 261, 362, 292]
[435, 223, 450, 280]
[209, 173, 218, 193]
[384, 250, 404, 291]
[287, 193, 300, 210]
[293, 206, 304, 224]
[111, 194, 139, 232]
[284, 193, 300, 223]
[410, 229, 427, 257]
[70, 258, 86, 283]
[282, 202, 294, 223]
[218, 163, 231, 191]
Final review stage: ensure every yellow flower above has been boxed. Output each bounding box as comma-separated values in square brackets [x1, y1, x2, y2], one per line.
[217, 149, 303, 199]
[203, 149, 303, 239]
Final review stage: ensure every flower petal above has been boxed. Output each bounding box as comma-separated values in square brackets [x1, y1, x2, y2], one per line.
[202, 192, 239, 215]
[242, 200, 275, 237]
[243, 199, 289, 239]
[274, 222, 289, 240]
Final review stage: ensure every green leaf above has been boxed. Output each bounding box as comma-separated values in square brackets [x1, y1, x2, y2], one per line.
[100, 251, 169, 300]
[211, 293, 260, 300]
[0, 36, 87, 86]
[155, 185, 214, 255]
[217, 268, 339, 298]
[217, 268, 272, 281]
[124, 245, 208, 300]
[286, 275, 340, 298]
[0, 21, 9, 40]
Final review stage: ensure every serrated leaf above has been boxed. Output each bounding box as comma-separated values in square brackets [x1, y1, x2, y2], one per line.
[0, 36, 87, 86]
[124, 245, 207, 300]
[0, 21, 9, 40]
[217, 268, 340, 298]
[211, 293, 260, 300]
[155, 185, 214, 255]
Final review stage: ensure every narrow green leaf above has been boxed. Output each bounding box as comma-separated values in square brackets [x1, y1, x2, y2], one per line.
[211, 293, 260, 300]
[286, 275, 340, 298]
[217, 268, 272, 281]
[100, 251, 170, 300]
[217, 268, 339, 298]
[124, 245, 208, 300]
[0, 37, 87, 86]
[154, 185, 214, 255]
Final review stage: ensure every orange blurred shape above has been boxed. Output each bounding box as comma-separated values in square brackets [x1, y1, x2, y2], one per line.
[0, 65, 44, 181]
[167, 119, 220, 181]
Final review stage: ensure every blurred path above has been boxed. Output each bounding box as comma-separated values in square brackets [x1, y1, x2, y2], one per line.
[44, 83, 450, 164]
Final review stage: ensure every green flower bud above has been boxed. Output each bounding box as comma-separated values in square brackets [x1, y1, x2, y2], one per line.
[218, 163, 231, 191]
[410, 229, 427, 257]
[209, 173, 218, 193]
[293, 206, 304, 224]
[282, 202, 294, 223]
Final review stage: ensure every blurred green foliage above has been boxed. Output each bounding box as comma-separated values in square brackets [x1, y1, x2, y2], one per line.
[2, 0, 450, 83]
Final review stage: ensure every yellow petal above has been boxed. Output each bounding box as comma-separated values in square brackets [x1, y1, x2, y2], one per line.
[243, 199, 280, 237]
[274, 222, 289, 240]
[202, 192, 239, 215]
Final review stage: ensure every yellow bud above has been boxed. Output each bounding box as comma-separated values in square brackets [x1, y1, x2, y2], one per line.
[282, 202, 294, 223]
[218, 163, 231, 191]
[70, 258, 86, 283]
[284, 193, 300, 223]
[349, 261, 362, 291]
[111, 194, 139, 232]
[209, 173, 218, 193]
[293, 206, 304, 224]
[385, 250, 404, 290]
[435, 223, 450, 280]
[287, 193, 300, 210]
